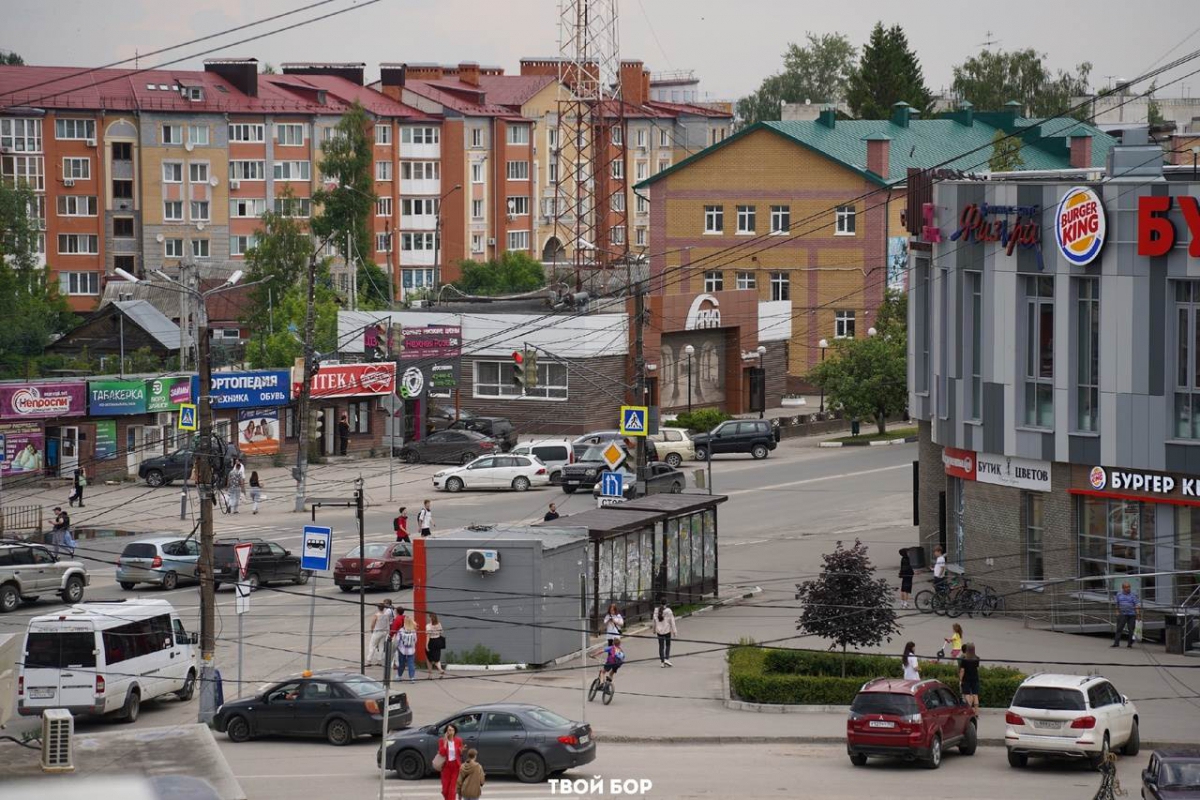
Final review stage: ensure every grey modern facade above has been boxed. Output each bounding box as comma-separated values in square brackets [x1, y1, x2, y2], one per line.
[909, 134, 1200, 632]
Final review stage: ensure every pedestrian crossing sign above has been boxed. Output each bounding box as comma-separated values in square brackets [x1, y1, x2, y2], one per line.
[619, 405, 648, 437]
[177, 403, 198, 431]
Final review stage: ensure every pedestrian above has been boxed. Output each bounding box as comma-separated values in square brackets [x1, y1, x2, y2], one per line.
[60, 527, 77, 558]
[543, 502, 560, 522]
[337, 413, 350, 456]
[456, 748, 485, 800]
[653, 596, 677, 667]
[226, 459, 246, 514]
[367, 602, 394, 666]
[417, 499, 433, 538]
[425, 612, 447, 679]
[50, 507, 71, 558]
[68, 467, 86, 507]
[249, 470, 263, 514]
[394, 506, 410, 542]
[943, 622, 963, 660]
[931, 545, 947, 594]
[389, 605, 408, 641]
[898, 549, 914, 609]
[902, 641, 920, 681]
[958, 643, 981, 713]
[603, 603, 624, 645]
[436, 723, 463, 800]
[396, 617, 418, 683]
[1112, 581, 1141, 648]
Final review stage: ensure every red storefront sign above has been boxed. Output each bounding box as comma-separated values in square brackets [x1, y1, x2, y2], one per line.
[298, 363, 396, 399]
[1137, 195, 1200, 257]
[942, 446, 976, 480]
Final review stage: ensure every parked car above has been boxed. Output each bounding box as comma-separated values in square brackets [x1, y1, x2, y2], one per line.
[591, 462, 685, 499]
[648, 427, 696, 468]
[212, 538, 310, 592]
[382, 703, 595, 783]
[397, 429, 496, 465]
[434, 454, 551, 493]
[1142, 750, 1200, 799]
[1005, 674, 1139, 768]
[571, 430, 657, 461]
[138, 440, 243, 487]
[561, 440, 659, 494]
[846, 678, 977, 769]
[427, 405, 474, 432]
[215, 670, 411, 746]
[0, 542, 89, 612]
[448, 416, 517, 451]
[692, 419, 778, 460]
[117, 536, 201, 591]
[334, 542, 413, 593]
[510, 439, 573, 484]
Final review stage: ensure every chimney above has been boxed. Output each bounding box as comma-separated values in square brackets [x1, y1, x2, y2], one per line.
[864, 133, 891, 178]
[817, 106, 837, 128]
[950, 100, 974, 127]
[1069, 131, 1094, 169]
[1003, 99, 1023, 126]
[281, 62, 365, 86]
[891, 101, 912, 128]
[620, 60, 646, 106]
[520, 58, 559, 77]
[203, 58, 258, 97]
[403, 63, 445, 81]
[458, 61, 481, 87]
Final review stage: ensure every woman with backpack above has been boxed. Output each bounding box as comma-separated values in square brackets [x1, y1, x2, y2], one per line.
[653, 596, 677, 667]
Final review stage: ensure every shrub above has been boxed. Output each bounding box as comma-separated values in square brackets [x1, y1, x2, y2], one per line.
[443, 644, 502, 666]
[675, 408, 731, 434]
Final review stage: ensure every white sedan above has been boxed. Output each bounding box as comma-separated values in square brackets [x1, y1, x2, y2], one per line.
[432, 454, 551, 493]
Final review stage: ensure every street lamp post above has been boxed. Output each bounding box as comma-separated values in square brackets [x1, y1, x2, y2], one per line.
[684, 344, 695, 414]
[1192, 145, 1199, 181]
[431, 183, 463, 298]
[818, 338, 829, 414]
[755, 344, 767, 419]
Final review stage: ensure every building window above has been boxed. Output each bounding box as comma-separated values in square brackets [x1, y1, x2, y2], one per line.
[770, 205, 790, 234]
[376, 233, 390, 252]
[471, 199, 484, 220]
[112, 142, 132, 160]
[163, 201, 184, 221]
[635, 161, 648, 181]
[471, 233, 484, 253]
[1, 118, 42, 152]
[375, 161, 393, 181]
[58, 271, 99, 295]
[610, 192, 625, 212]
[401, 127, 439, 145]
[611, 160, 624, 180]
[401, 161, 439, 180]
[161, 124, 183, 145]
[1, 155, 44, 191]
[230, 235, 258, 256]
[966, 271, 982, 420]
[635, 128, 646, 148]
[610, 226, 626, 246]
[230, 198, 267, 218]
[835, 309, 856, 339]
[471, 128, 483, 148]
[548, 159, 558, 183]
[1021, 492, 1046, 581]
[474, 360, 567, 400]
[112, 179, 133, 199]
[736, 271, 756, 290]
[835, 205, 856, 235]
[191, 239, 210, 259]
[507, 196, 529, 216]
[62, 157, 90, 180]
[54, 119, 95, 141]
[704, 205, 723, 234]
[636, 227, 646, 247]
[611, 126, 623, 145]
[162, 162, 182, 183]
[770, 272, 790, 302]
[1079, 497, 1161, 603]
[736, 205, 756, 234]
[471, 162, 484, 183]
[1076, 278, 1100, 432]
[228, 123, 265, 143]
[401, 198, 438, 217]
[374, 124, 391, 145]
[659, 129, 669, 148]
[229, 160, 265, 181]
[506, 124, 531, 145]
[1174, 280, 1200, 438]
[400, 232, 436, 251]
[56, 195, 97, 216]
[376, 197, 393, 217]
[505, 160, 529, 180]
[273, 161, 311, 181]
[704, 271, 723, 292]
[113, 217, 134, 238]
[656, 159, 670, 174]
[1024, 275, 1055, 428]
[188, 162, 209, 184]
[57, 234, 99, 254]
[164, 239, 184, 258]
[507, 230, 530, 251]
[273, 197, 311, 218]
[914, 258, 931, 393]
[401, 268, 435, 289]
[636, 194, 649, 213]
[187, 124, 209, 146]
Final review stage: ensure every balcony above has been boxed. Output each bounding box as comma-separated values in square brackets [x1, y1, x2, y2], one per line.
[400, 178, 440, 196]
[399, 141, 440, 159]
[399, 214, 437, 231]
[399, 249, 435, 266]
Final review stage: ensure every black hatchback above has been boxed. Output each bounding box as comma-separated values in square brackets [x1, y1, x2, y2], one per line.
[212, 538, 309, 591]
[448, 416, 517, 451]
[215, 670, 412, 746]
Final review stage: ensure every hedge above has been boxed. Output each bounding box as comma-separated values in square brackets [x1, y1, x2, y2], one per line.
[729, 646, 1024, 709]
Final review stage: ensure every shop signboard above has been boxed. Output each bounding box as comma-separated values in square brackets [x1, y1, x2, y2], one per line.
[1054, 187, 1106, 266]
[949, 202, 1044, 270]
[204, 371, 291, 409]
[1137, 195, 1200, 257]
[88, 380, 148, 416]
[94, 420, 118, 461]
[237, 409, 281, 456]
[146, 377, 193, 412]
[0, 382, 87, 420]
[393, 325, 462, 360]
[941, 446, 976, 480]
[975, 452, 1051, 492]
[0, 421, 45, 476]
[300, 363, 396, 399]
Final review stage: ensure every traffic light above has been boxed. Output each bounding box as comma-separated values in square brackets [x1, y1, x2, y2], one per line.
[523, 348, 539, 388]
[511, 350, 525, 392]
[312, 411, 325, 441]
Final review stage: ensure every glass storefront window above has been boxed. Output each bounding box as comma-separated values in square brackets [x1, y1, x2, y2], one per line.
[1077, 497, 1159, 602]
[1174, 507, 1200, 604]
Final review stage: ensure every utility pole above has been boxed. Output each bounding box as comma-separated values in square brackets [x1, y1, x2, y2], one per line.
[294, 250, 319, 513]
[634, 281, 648, 490]
[195, 267, 218, 724]
[347, 229, 356, 311]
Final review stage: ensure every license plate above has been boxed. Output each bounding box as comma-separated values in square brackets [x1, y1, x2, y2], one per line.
[343, 576, 360, 582]
[1033, 720, 1061, 729]
[29, 687, 54, 699]
[868, 720, 896, 728]
[579, 734, 590, 745]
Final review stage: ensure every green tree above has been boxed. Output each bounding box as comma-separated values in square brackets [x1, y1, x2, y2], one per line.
[810, 332, 906, 436]
[1147, 80, 1166, 127]
[988, 128, 1025, 172]
[453, 251, 546, 295]
[245, 277, 340, 369]
[951, 48, 1092, 117]
[1, 51, 24, 65]
[312, 101, 377, 302]
[794, 539, 899, 677]
[845, 23, 933, 119]
[356, 260, 391, 309]
[736, 33, 857, 126]
[242, 199, 313, 328]
[874, 288, 908, 340]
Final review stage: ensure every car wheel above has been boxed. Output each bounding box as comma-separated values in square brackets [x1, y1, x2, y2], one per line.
[562, 485, 577, 494]
[923, 734, 941, 769]
[515, 751, 547, 783]
[177, 669, 196, 701]
[144, 469, 165, 487]
[394, 749, 426, 780]
[695, 446, 709, 461]
[402, 450, 420, 464]
[958, 720, 978, 755]
[459, 452, 475, 466]
[161, 571, 178, 591]
[225, 714, 251, 743]
[389, 571, 404, 592]
[0, 584, 20, 613]
[665, 453, 682, 468]
[512, 476, 531, 492]
[1007, 749, 1027, 768]
[1123, 720, 1140, 756]
[325, 717, 353, 746]
[751, 443, 769, 459]
[120, 689, 141, 724]
[446, 477, 464, 493]
[295, 570, 311, 586]
[670, 480, 683, 493]
[550, 470, 563, 485]
[848, 753, 868, 767]
[339, 584, 355, 593]
[1090, 733, 1111, 770]
[60, 576, 85, 604]
[119, 582, 136, 591]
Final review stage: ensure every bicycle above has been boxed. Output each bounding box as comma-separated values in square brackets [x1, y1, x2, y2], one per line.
[588, 673, 615, 705]
[915, 575, 960, 615]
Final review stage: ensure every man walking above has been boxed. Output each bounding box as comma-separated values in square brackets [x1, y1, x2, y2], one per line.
[1111, 582, 1141, 648]
[543, 503, 559, 522]
[337, 413, 351, 456]
[418, 499, 433, 538]
[931, 545, 947, 595]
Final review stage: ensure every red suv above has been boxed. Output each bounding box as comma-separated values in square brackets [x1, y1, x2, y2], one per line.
[846, 678, 977, 769]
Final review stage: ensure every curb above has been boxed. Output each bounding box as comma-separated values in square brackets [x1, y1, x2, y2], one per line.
[818, 436, 918, 448]
[443, 662, 527, 672]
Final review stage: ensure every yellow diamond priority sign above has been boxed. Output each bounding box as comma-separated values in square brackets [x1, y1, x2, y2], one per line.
[601, 442, 626, 471]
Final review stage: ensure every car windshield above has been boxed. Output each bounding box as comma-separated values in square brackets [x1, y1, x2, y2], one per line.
[525, 708, 572, 728]
[1012, 687, 1086, 711]
[122, 543, 158, 558]
[341, 677, 386, 697]
[580, 445, 611, 461]
[850, 692, 918, 716]
[345, 544, 390, 559]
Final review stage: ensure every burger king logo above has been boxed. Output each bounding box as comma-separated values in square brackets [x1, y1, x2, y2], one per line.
[1089, 466, 1107, 490]
[1055, 187, 1106, 267]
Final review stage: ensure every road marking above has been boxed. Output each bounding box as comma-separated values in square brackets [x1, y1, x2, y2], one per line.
[723, 463, 908, 496]
[725, 539, 767, 547]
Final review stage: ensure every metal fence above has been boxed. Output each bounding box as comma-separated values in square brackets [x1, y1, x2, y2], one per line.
[0, 505, 43, 536]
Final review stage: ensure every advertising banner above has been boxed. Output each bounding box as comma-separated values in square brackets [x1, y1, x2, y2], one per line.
[0, 382, 87, 420]
[237, 409, 281, 456]
[300, 363, 396, 399]
[393, 325, 462, 360]
[975, 452, 1051, 492]
[94, 420, 118, 461]
[146, 377, 193, 412]
[88, 380, 148, 416]
[942, 446, 976, 480]
[0, 421, 45, 476]
[204, 371, 291, 409]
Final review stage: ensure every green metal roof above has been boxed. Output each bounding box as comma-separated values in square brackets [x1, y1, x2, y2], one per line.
[636, 112, 1116, 189]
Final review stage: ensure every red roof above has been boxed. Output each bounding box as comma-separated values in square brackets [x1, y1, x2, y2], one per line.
[475, 74, 555, 108]
[259, 73, 431, 120]
[645, 100, 732, 119]
[402, 79, 525, 119]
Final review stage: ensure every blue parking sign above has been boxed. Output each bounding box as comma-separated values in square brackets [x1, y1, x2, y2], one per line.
[301, 525, 333, 572]
[600, 471, 624, 498]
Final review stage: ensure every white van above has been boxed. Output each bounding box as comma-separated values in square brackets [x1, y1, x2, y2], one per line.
[18, 598, 198, 722]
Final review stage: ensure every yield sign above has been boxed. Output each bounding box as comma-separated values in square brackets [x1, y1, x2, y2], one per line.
[234, 542, 253, 581]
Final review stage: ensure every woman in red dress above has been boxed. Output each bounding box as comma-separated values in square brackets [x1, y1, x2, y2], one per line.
[437, 723, 463, 800]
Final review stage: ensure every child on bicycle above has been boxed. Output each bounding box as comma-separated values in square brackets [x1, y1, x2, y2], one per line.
[598, 637, 625, 684]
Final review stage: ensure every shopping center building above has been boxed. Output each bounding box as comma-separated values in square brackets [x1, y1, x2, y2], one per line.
[910, 131, 1200, 636]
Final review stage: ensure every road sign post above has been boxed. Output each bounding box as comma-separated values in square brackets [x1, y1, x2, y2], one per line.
[302, 525, 333, 671]
[619, 405, 648, 437]
[233, 542, 252, 698]
[597, 470, 626, 508]
[177, 403, 198, 431]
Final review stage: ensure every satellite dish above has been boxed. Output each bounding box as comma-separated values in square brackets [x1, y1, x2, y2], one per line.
[209, 175, 219, 187]
[196, 222, 206, 231]
[155, 233, 165, 243]
[185, 141, 195, 152]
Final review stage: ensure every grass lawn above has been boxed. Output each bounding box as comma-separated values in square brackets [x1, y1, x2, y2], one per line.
[829, 426, 918, 444]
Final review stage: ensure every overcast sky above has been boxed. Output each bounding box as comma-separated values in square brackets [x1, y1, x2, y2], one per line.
[4, 0, 1199, 103]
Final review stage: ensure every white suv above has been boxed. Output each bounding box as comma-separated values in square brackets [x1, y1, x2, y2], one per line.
[1005, 674, 1139, 768]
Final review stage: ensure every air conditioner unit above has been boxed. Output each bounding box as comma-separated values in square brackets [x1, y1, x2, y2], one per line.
[486, 237, 496, 246]
[85, 138, 96, 148]
[40, 708, 74, 773]
[156, 412, 174, 427]
[229, 179, 240, 190]
[465, 549, 500, 573]
[63, 179, 75, 187]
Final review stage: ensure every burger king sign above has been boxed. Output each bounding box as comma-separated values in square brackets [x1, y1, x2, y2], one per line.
[1054, 187, 1106, 267]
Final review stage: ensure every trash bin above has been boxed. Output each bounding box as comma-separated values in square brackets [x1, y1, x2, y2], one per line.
[1165, 614, 1185, 655]
[905, 546, 927, 570]
[851, 420, 861, 436]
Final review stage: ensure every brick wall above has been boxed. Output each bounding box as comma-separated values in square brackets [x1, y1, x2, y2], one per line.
[917, 420, 946, 555]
